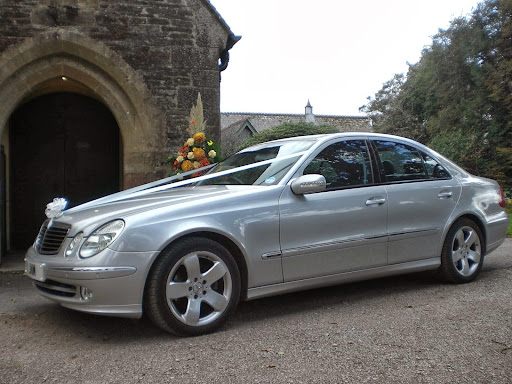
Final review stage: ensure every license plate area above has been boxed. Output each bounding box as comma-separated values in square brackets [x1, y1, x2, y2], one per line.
[26, 261, 46, 282]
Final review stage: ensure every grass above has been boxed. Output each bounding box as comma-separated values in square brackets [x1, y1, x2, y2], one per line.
[507, 197, 512, 237]
[505, 198, 512, 237]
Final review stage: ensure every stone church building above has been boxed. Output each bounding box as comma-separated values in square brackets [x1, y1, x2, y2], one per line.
[0, 0, 239, 254]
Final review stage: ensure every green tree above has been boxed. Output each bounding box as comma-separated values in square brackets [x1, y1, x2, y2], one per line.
[360, 74, 426, 142]
[362, 0, 512, 184]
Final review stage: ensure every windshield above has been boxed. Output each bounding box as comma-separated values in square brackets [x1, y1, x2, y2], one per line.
[196, 140, 315, 186]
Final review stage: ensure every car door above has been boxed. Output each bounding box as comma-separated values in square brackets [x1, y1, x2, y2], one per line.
[371, 139, 461, 264]
[279, 138, 388, 282]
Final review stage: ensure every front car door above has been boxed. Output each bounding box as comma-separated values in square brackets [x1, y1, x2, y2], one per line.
[279, 138, 388, 282]
[371, 139, 461, 264]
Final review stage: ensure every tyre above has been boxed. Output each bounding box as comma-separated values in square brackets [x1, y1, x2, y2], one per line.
[144, 237, 241, 336]
[439, 218, 484, 283]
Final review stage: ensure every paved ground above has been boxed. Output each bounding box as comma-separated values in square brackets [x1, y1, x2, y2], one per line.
[1, 241, 511, 383]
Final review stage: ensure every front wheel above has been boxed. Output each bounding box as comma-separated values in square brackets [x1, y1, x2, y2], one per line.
[144, 237, 241, 336]
[439, 218, 484, 283]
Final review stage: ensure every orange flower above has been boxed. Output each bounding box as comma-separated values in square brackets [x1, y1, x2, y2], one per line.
[200, 158, 210, 167]
[190, 120, 196, 125]
[193, 132, 206, 143]
[181, 160, 194, 172]
[193, 147, 206, 161]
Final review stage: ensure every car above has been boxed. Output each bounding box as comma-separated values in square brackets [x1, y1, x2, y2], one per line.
[25, 133, 509, 336]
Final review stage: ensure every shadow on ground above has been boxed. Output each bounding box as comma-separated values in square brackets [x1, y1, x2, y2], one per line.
[5, 270, 440, 342]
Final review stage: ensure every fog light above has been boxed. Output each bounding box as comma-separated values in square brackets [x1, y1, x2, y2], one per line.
[80, 287, 93, 301]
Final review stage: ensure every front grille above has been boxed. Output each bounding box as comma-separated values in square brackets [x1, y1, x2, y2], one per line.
[34, 279, 77, 298]
[35, 220, 71, 255]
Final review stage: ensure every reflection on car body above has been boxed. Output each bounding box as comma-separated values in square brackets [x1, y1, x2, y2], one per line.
[25, 133, 509, 336]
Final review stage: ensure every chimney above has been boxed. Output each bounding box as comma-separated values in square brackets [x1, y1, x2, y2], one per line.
[305, 100, 315, 123]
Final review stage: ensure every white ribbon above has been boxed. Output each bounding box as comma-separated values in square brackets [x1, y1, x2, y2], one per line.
[66, 150, 310, 214]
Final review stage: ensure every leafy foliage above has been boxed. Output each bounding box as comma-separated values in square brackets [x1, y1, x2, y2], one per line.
[238, 122, 338, 150]
[361, 0, 512, 185]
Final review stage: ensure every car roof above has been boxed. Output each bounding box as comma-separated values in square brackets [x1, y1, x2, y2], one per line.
[245, 132, 422, 149]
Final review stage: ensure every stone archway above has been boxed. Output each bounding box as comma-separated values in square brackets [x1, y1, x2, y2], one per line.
[0, 31, 167, 252]
[0, 30, 167, 187]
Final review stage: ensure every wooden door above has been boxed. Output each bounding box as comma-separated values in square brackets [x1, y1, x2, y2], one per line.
[9, 93, 120, 250]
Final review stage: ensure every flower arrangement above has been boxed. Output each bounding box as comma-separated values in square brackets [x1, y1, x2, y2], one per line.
[167, 93, 221, 176]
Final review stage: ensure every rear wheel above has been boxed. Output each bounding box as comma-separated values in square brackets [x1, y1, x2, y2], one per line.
[144, 237, 241, 336]
[439, 218, 484, 283]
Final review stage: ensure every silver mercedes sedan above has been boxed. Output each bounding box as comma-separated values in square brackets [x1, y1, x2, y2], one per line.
[25, 133, 509, 336]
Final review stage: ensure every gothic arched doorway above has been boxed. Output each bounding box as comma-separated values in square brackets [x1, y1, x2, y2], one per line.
[9, 92, 120, 250]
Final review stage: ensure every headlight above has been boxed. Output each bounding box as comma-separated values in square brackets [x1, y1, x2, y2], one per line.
[65, 232, 84, 257]
[80, 220, 125, 258]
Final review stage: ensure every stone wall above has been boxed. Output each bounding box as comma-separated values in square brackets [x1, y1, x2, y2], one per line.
[0, 0, 234, 185]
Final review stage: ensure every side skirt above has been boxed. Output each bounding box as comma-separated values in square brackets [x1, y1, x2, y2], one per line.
[246, 258, 441, 301]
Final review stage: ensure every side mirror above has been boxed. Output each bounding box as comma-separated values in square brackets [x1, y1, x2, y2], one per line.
[290, 174, 326, 195]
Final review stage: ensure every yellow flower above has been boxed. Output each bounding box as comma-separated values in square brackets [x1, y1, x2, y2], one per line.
[187, 151, 194, 160]
[186, 138, 195, 146]
[176, 155, 184, 163]
[208, 150, 216, 159]
[181, 160, 194, 172]
[207, 140, 213, 146]
[193, 147, 206, 161]
[193, 132, 206, 143]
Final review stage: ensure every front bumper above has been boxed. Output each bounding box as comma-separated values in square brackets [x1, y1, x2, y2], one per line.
[29, 265, 137, 280]
[25, 246, 160, 319]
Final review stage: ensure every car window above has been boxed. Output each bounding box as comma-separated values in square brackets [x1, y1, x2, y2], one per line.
[374, 140, 450, 182]
[304, 140, 373, 189]
[374, 140, 427, 182]
[422, 153, 451, 179]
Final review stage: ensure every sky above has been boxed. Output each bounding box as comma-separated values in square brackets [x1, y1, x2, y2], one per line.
[210, 0, 480, 116]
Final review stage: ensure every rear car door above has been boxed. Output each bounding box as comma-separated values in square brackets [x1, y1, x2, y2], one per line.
[279, 138, 388, 282]
[371, 139, 461, 264]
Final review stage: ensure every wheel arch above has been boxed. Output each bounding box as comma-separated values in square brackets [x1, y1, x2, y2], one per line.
[144, 231, 249, 301]
[445, 213, 488, 255]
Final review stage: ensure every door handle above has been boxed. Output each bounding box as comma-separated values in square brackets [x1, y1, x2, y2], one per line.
[366, 197, 386, 206]
[438, 191, 453, 199]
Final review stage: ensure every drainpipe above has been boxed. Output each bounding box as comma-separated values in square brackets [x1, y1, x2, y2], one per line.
[219, 34, 242, 74]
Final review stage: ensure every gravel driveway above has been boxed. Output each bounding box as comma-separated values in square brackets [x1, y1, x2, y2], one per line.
[1, 240, 511, 383]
